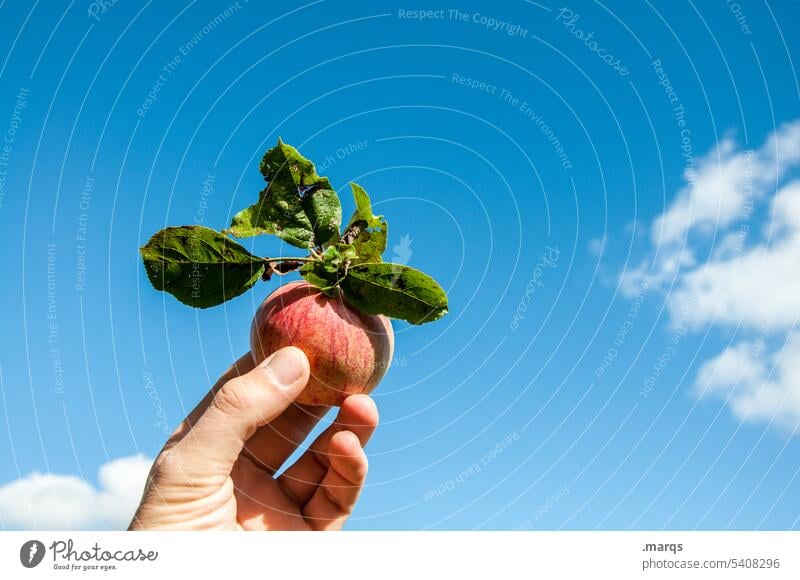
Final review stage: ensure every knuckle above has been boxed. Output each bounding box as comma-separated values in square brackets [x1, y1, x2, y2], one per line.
[352, 457, 369, 482]
[150, 448, 177, 479]
[322, 484, 353, 515]
[213, 378, 252, 415]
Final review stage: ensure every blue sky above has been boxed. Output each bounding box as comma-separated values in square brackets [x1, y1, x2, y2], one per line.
[0, 0, 799, 530]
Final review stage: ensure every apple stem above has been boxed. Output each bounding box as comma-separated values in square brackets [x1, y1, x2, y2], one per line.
[265, 256, 314, 263]
[261, 256, 314, 281]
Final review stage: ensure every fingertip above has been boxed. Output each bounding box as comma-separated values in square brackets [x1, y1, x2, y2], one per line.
[329, 431, 368, 485]
[281, 345, 310, 366]
[341, 394, 379, 427]
[269, 346, 310, 371]
[330, 429, 363, 455]
[258, 346, 310, 390]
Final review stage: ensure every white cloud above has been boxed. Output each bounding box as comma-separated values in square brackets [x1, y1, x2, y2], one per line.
[653, 137, 752, 245]
[620, 247, 696, 298]
[664, 180, 800, 331]
[587, 236, 606, 257]
[652, 120, 800, 246]
[0, 455, 152, 530]
[772, 180, 800, 234]
[695, 334, 800, 434]
[624, 119, 800, 433]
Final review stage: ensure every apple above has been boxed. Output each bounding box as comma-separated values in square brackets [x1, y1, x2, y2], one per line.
[250, 281, 394, 406]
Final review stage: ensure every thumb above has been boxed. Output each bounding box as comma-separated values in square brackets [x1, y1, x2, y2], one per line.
[172, 346, 310, 479]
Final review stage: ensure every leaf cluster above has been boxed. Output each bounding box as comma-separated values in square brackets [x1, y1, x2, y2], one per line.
[140, 140, 448, 324]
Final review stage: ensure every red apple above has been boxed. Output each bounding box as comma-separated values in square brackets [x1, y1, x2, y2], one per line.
[250, 281, 394, 406]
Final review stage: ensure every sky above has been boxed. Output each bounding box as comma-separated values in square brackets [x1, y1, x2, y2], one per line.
[0, 0, 798, 531]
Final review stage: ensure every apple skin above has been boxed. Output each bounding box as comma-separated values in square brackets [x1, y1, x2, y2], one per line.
[250, 281, 394, 406]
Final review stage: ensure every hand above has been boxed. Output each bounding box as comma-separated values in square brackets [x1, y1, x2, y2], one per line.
[129, 347, 379, 530]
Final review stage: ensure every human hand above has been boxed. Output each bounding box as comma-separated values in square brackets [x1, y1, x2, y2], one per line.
[129, 347, 379, 530]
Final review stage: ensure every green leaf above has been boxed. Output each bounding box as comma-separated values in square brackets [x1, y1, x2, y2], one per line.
[299, 245, 355, 296]
[228, 186, 315, 247]
[351, 221, 387, 263]
[140, 226, 264, 308]
[299, 262, 339, 296]
[343, 183, 387, 264]
[350, 182, 381, 228]
[303, 187, 342, 247]
[227, 140, 341, 248]
[340, 263, 448, 324]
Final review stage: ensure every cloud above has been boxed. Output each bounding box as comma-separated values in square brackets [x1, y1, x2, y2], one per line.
[0, 455, 152, 530]
[587, 236, 606, 257]
[651, 120, 800, 246]
[665, 181, 800, 331]
[695, 334, 800, 434]
[623, 119, 800, 434]
[620, 246, 696, 298]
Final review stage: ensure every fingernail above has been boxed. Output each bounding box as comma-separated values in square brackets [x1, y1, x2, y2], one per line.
[264, 347, 307, 388]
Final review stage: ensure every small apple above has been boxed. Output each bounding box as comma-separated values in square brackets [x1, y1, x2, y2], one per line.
[250, 281, 394, 406]
[141, 141, 448, 408]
